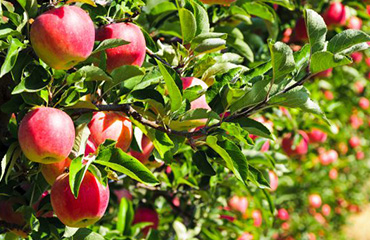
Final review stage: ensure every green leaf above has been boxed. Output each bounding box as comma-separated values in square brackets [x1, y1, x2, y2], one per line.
[92, 39, 129, 54]
[0, 36, 24, 77]
[72, 123, 91, 157]
[117, 198, 134, 235]
[12, 65, 51, 94]
[305, 9, 327, 54]
[76, 65, 112, 82]
[65, 228, 105, 240]
[206, 136, 248, 186]
[69, 156, 89, 198]
[16, 0, 38, 18]
[59, 87, 80, 107]
[156, 60, 182, 112]
[178, 8, 196, 44]
[192, 1, 209, 36]
[327, 29, 370, 54]
[194, 38, 227, 55]
[240, 2, 275, 22]
[268, 40, 295, 80]
[95, 141, 159, 186]
[220, 122, 250, 146]
[0, 142, 18, 182]
[193, 151, 216, 176]
[180, 108, 220, 121]
[310, 51, 351, 74]
[262, 0, 295, 10]
[248, 165, 270, 189]
[231, 118, 273, 139]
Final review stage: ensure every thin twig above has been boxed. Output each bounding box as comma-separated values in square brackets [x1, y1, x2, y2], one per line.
[146, 48, 173, 68]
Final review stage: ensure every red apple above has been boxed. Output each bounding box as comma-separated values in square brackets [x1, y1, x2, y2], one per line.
[356, 151, 365, 160]
[30, 6, 95, 70]
[322, 2, 347, 27]
[228, 196, 248, 214]
[349, 136, 360, 148]
[281, 222, 290, 230]
[132, 207, 159, 236]
[0, 198, 28, 238]
[349, 114, 363, 129]
[307, 129, 327, 143]
[347, 16, 362, 30]
[85, 138, 97, 156]
[309, 194, 322, 209]
[41, 157, 71, 185]
[18, 107, 75, 164]
[367, 5, 370, 15]
[268, 171, 278, 192]
[329, 168, 338, 180]
[200, 0, 236, 5]
[252, 209, 262, 227]
[322, 204, 331, 216]
[316, 68, 333, 78]
[324, 90, 334, 100]
[354, 81, 364, 94]
[308, 233, 316, 240]
[351, 52, 363, 63]
[51, 171, 109, 228]
[282, 28, 292, 43]
[88, 111, 133, 152]
[96, 22, 146, 72]
[261, 140, 270, 152]
[237, 232, 254, 240]
[181, 77, 211, 111]
[366, 57, 370, 67]
[314, 213, 326, 225]
[129, 135, 156, 166]
[114, 188, 132, 203]
[294, 18, 308, 42]
[281, 131, 309, 157]
[220, 214, 235, 222]
[359, 97, 369, 109]
[277, 208, 289, 221]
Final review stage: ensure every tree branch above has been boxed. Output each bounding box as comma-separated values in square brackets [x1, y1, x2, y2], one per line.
[146, 48, 173, 68]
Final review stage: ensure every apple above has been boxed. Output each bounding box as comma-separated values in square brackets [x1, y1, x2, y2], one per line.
[366, 57, 370, 67]
[200, 0, 236, 5]
[316, 68, 332, 78]
[261, 140, 270, 152]
[281, 222, 290, 230]
[349, 114, 363, 129]
[329, 168, 338, 180]
[129, 134, 158, 167]
[309, 194, 322, 209]
[268, 171, 278, 192]
[114, 188, 132, 203]
[323, 90, 334, 100]
[322, 2, 347, 27]
[96, 22, 146, 72]
[308, 233, 316, 240]
[354, 81, 364, 94]
[18, 107, 75, 164]
[282, 28, 292, 43]
[0, 199, 28, 238]
[181, 77, 211, 111]
[41, 157, 71, 185]
[51, 171, 109, 228]
[349, 136, 360, 148]
[281, 131, 309, 157]
[368, 5, 370, 15]
[228, 196, 248, 214]
[277, 208, 289, 221]
[359, 97, 369, 109]
[237, 232, 254, 240]
[351, 52, 363, 63]
[307, 129, 327, 143]
[356, 151, 365, 160]
[252, 209, 262, 227]
[132, 207, 159, 236]
[294, 18, 308, 42]
[314, 213, 326, 225]
[88, 111, 133, 152]
[30, 6, 94, 70]
[347, 16, 362, 30]
[33, 191, 53, 218]
[85, 138, 98, 156]
[321, 204, 331, 216]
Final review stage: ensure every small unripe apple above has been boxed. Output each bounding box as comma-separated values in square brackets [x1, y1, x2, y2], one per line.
[294, 18, 308, 42]
[277, 208, 289, 221]
[96, 22, 146, 72]
[237, 232, 254, 240]
[351, 52, 363, 63]
[18, 107, 75, 164]
[321, 204, 331, 216]
[41, 157, 71, 185]
[51, 171, 109, 228]
[281, 131, 309, 157]
[88, 112, 133, 152]
[228, 196, 248, 214]
[268, 171, 278, 192]
[329, 168, 338, 180]
[252, 209, 262, 227]
[322, 2, 347, 27]
[132, 207, 159, 236]
[308, 194, 322, 209]
[200, 0, 236, 5]
[347, 16, 362, 30]
[307, 129, 327, 143]
[349, 136, 361, 148]
[30, 6, 95, 69]
[359, 97, 369, 110]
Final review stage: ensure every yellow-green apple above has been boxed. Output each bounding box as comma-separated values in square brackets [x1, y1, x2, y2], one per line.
[181, 77, 211, 111]
[268, 170, 278, 192]
[321, 204, 331, 216]
[88, 112, 133, 152]
[252, 209, 262, 227]
[41, 157, 71, 185]
[18, 107, 75, 164]
[30, 6, 95, 70]
[281, 131, 308, 157]
[95, 22, 146, 72]
[200, 0, 236, 5]
[51, 171, 109, 228]
[132, 207, 159, 236]
[307, 129, 327, 143]
[309, 194, 322, 209]
[322, 2, 347, 27]
[228, 196, 248, 215]
[277, 208, 289, 221]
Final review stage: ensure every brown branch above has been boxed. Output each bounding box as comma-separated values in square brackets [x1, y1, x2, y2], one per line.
[146, 48, 173, 68]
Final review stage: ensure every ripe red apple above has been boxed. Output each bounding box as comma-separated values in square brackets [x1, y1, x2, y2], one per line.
[41, 157, 71, 185]
[323, 90, 334, 100]
[51, 171, 109, 228]
[282, 28, 292, 43]
[181, 77, 211, 111]
[349, 136, 361, 148]
[200, 0, 236, 5]
[322, 204, 331, 216]
[252, 209, 262, 227]
[366, 57, 370, 67]
[329, 168, 338, 180]
[281, 222, 290, 230]
[18, 107, 75, 164]
[349, 114, 363, 129]
[237, 232, 254, 240]
[268, 171, 278, 192]
[0, 198, 28, 238]
[347, 16, 362, 30]
[309, 194, 322, 209]
[316, 68, 333, 78]
[96, 22, 146, 72]
[132, 207, 159, 236]
[30, 6, 95, 70]
[356, 151, 365, 160]
[359, 97, 369, 109]
[281, 131, 309, 157]
[114, 188, 132, 203]
[228, 196, 248, 214]
[294, 18, 308, 42]
[277, 208, 289, 221]
[129, 134, 158, 167]
[351, 52, 363, 63]
[322, 2, 347, 27]
[88, 112, 133, 152]
[307, 129, 327, 143]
